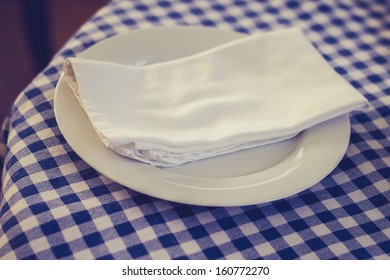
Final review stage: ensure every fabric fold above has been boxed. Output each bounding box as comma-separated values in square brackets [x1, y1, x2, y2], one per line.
[63, 28, 368, 167]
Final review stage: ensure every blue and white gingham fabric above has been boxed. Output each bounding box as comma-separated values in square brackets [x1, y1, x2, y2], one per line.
[0, 0, 389, 259]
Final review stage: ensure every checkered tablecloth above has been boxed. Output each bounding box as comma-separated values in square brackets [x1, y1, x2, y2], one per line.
[0, 0, 389, 260]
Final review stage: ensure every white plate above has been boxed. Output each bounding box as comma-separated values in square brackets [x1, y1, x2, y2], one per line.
[54, 26, 350, 206]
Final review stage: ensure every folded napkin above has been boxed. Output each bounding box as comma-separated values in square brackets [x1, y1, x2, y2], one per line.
[64, 28, 368, 167]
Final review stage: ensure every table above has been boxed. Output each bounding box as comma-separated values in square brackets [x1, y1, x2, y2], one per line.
[0, 0, 389, 260]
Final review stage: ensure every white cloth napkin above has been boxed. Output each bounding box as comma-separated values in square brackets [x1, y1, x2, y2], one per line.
[64, 28, 368, 167]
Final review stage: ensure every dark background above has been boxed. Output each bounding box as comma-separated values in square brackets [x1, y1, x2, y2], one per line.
[0, 0, 107, 122]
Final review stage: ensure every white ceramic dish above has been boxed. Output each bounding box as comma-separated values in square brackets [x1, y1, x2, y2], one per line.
[54, 26, 350, 206]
